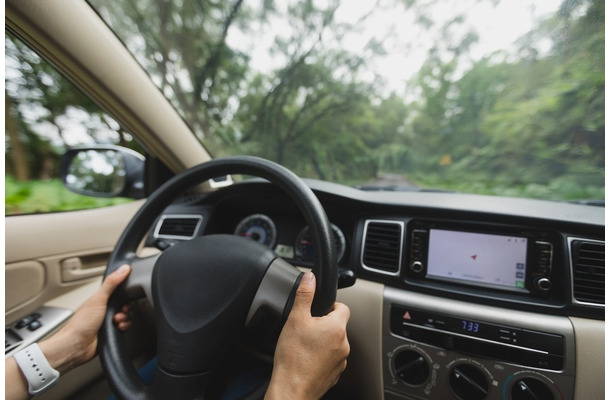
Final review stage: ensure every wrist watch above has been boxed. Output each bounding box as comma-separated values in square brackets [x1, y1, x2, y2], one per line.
[13, 343, 60, 395]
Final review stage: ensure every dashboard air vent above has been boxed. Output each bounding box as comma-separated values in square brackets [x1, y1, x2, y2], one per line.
[154, 215, 203, 240]
[361, 220, 404, 276]
[570, 239, 605, 305]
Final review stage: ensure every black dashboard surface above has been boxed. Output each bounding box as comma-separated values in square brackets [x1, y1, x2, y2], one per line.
[150, 179, 605, 320]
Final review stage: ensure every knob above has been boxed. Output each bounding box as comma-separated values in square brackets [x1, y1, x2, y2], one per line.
[511, 377, 555, 400]
[449, 364, 488, 400]
[410, 261, 424, 274]
[393, 350, 429, 386]
[535, 277, 552, 293]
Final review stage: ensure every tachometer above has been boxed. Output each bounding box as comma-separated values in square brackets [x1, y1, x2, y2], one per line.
[294, 223, 346, 263]
[234, 214, 277, 248]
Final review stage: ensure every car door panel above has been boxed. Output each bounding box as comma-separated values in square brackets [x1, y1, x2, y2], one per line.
[5, 261, 45, 311]
[5, 200, 143, 324]
[5, 201, 145, 400]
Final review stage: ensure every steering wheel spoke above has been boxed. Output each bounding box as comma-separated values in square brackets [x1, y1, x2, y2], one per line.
[246, 258, 303, 330]
[123, 253, 160, 306]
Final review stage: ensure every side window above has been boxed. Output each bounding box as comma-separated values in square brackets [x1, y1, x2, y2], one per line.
[5, 32, 142, 215]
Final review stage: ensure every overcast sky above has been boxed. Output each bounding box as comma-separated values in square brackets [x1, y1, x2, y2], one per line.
[228, 0, 562, 94]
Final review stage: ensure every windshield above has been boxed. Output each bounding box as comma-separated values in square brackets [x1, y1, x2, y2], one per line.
[87, 0, 604, 202]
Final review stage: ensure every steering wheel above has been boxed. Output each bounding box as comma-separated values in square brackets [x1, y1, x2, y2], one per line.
[98, 156, 337, 400]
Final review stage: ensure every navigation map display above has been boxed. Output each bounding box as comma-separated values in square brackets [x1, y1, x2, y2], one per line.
[426, 229, 528, 291]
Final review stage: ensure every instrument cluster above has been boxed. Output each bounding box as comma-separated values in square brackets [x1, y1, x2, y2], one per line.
[233, 213, 348, 264]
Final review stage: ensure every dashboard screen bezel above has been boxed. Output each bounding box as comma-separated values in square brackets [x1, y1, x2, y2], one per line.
[406, 219, 554, 296]
[425, 228, 530, 293]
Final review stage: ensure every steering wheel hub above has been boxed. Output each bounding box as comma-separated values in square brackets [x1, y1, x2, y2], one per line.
[153, 235, 276, 374]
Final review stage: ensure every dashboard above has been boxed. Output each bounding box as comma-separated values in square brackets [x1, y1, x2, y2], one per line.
[146, 178, 604, 400]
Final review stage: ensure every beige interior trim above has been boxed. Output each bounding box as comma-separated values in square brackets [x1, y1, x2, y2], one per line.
[569, 316, 605, 400]
[5, 0, 210, 173]
[5, 261, 46, 311]
[336, 279, 385, 400]
[5, 201, 144, 322]
[43, 279, 104, 314]
[5, 201, 144, 264]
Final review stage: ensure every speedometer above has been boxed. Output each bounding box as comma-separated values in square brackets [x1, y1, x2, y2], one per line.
[294, 223, 346, 263]
[234, 214, 277, 248]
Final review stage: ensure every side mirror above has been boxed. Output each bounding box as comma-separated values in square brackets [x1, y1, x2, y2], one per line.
[60, 146, 145, 199]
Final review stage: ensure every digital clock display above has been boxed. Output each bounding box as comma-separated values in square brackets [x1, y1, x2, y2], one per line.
[460, 320, 480, 333]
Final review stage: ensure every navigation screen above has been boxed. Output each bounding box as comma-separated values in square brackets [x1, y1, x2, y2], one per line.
[426, 229, 528, 291]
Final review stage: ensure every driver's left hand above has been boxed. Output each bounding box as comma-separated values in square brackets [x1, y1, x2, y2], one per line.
[39, 264, 132, 373]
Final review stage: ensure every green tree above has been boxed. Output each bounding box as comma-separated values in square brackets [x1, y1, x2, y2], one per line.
[6, 31, 142, 183]
[471, 0, 604, 194]
[234, 0, 382, 180]
[90, 0, 262, 152]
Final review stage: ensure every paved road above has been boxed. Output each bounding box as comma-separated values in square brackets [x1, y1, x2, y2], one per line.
[362, 173, 418, 188]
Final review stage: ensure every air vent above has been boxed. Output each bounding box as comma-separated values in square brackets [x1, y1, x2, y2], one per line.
[361, 220, 404, 276]
[570, 239, 605, 306]
[154, 215, 203, 240]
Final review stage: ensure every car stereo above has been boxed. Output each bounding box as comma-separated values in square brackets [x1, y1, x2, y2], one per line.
[407, 220, 553, 296]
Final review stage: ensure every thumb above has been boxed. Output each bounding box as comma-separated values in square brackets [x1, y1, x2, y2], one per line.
[291, 271, 316, 316]
[99, 264, 131, 299]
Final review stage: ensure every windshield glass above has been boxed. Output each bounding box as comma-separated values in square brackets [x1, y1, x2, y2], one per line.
[87, 0, 604, 202]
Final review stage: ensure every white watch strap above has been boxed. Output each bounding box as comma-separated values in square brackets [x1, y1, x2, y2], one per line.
[13, 343, 60, 395]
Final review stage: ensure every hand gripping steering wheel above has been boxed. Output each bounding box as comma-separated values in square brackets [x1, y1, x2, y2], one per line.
[98, 156, 337, 400]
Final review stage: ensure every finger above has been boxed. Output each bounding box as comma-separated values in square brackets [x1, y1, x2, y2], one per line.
[291, 271, 316, 316]
[113, 311, 132, 331]
[113, 312, 129, 324]
[99, 264, 131, 298]
[116, 321, 132, 331]
[328, 302, 350, 323]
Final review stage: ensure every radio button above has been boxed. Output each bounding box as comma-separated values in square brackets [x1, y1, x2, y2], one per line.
[410, 261, 424, 273]
[433, 318, 448, 329]
[496, 327, 521, 345]
[534, 277, 552, 293]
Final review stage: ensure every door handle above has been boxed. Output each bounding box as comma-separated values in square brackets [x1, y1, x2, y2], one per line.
[61, 256, 107, 282]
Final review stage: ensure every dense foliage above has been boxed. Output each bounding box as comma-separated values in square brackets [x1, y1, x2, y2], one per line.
[5, 176, 130, 214]
[5, 0, 604, 211]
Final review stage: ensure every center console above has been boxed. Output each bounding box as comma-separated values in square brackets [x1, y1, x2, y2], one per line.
[383, 287, 575, 400]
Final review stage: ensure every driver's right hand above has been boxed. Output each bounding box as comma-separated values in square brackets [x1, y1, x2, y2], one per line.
[265, 271, 351, 400]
